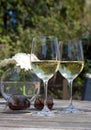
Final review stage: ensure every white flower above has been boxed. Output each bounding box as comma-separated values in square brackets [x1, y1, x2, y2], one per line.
[30, 53, 40, 61]
[12, 53, 31, 70]
[0, 58, 15, 67]
[0, 53, 40, 71]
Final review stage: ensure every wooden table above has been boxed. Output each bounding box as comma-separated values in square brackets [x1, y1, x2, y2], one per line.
[0, 98, 91, 130]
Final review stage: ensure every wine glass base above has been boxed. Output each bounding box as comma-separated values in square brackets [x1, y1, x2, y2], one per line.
[32, 106, 55, 117]
[60, 104, 80, 113]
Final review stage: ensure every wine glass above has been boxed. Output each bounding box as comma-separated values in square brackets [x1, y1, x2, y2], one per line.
[59, 39, 84, 113]
[30, 35, 60, 116]
[0, 62, 40, 112]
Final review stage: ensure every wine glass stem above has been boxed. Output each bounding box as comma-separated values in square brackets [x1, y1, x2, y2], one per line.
[44, 81, 48, 107]
[68, 79, 73, 107]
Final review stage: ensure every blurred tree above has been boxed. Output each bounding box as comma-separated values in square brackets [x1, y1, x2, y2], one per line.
[0, 0, 86, 60]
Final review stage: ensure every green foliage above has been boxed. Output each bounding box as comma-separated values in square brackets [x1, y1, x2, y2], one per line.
[0, 0, 86, 59]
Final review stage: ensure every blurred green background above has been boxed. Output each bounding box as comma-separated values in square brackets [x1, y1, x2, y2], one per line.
[0, 0, 91, 99]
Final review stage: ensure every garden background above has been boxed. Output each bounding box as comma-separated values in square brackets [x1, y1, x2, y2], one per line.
[0, 0, 91, 99]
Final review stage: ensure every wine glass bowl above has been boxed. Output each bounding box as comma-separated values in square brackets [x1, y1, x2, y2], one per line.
[31, 35, 60, 116]
[0, 66, 40, 111]
[59, 39, 84, 113]
[31, 36, 60, 82]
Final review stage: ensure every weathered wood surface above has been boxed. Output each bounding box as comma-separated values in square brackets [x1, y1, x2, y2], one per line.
[0, 98, 91, 130]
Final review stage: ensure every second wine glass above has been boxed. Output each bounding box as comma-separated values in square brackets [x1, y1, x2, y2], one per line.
[59, 39, 84, 113]
[30, 35, 60, 116]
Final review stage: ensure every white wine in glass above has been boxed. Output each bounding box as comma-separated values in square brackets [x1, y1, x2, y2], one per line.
[59, 39, 84, 113]
[31, 35, 60, 116]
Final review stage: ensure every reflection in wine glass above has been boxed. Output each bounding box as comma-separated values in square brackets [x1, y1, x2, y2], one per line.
[30, 35, 60, 116]
[59, 39, 84, 113]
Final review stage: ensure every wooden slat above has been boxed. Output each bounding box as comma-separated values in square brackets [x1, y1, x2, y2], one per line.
[0, 99, 91, 130]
